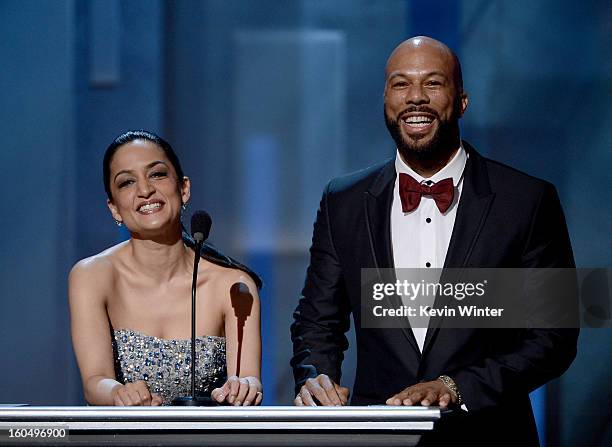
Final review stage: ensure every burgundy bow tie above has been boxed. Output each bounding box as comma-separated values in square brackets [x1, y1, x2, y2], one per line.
[399, 174, 455, 214]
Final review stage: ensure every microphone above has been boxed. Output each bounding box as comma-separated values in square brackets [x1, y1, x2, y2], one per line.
[191, 211, 212, 244]
[172, 210, 217, 406]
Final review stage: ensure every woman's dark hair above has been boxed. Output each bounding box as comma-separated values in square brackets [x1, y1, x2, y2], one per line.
[103, 130, 185, 200]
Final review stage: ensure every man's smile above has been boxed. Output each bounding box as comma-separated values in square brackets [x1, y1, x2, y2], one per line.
[400, 112, 437, 135]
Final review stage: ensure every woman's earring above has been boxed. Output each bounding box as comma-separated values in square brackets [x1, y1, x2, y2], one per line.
[115, 219, 122, 227]
[182, 202, 188, 212]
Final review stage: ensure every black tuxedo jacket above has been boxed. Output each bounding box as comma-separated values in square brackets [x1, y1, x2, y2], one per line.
[290, 141, 578, 445]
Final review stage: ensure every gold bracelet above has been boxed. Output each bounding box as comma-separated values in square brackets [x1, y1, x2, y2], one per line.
[438, 375, 463, 406]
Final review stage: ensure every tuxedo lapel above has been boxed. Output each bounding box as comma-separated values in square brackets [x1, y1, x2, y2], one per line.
[442, 143, 495, 269]
[422, 143, 496, 355]
[363, 160, 395, 271]
[364, 160, 421, 355]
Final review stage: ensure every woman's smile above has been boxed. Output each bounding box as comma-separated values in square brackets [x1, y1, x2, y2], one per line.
[136, 200, 165, 215]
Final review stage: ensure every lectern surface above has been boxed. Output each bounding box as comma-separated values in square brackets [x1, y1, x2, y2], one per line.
[0, 406, 440, 446]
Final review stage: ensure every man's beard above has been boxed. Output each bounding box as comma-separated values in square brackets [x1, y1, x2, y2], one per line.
[384, 105, 461, 163]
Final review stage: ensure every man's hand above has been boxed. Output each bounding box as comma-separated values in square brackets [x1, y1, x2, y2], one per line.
[294, 374, 350, 406]
[385, 379, 457, 408]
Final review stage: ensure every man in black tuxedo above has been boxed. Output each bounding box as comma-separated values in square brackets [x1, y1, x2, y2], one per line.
[290, 36, 578, 445]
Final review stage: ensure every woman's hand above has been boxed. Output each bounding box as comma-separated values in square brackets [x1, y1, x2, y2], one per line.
[111, 380, 163, 406]
[211, 376, 263, 406]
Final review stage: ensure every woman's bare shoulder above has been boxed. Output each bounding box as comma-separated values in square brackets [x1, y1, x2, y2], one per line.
[202, 261, 259, 300]
[69, 241, 130, 287]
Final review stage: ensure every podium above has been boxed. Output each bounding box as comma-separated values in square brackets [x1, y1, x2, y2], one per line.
[0, 406, 440, 446]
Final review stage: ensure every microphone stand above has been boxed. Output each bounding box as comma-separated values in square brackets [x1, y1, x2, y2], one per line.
[172, 235, 216, 406]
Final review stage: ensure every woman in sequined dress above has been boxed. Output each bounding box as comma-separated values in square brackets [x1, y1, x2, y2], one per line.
[69, 131, 262, 406]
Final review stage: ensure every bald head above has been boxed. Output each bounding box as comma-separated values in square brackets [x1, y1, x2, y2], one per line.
[386, 36, 463, 91]
[383, 36, 468, 176]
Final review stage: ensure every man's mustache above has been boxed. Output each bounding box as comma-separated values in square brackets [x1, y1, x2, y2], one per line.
[398, 106, 440, 119]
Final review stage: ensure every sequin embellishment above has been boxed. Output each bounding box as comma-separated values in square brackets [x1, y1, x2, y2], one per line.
[113, 329, 227, 405]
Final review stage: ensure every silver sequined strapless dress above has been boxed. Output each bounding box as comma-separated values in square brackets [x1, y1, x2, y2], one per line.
[113, 329, 227, 405]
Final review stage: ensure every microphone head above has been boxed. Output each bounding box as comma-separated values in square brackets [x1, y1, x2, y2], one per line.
[191, 210, 212, 243]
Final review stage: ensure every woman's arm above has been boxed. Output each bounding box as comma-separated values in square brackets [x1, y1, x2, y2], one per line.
[212, 272, 262, 406]
[68, 259, 161, 406]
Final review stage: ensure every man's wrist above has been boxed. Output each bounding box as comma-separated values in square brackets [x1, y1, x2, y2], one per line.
[437, 375, 463, 406]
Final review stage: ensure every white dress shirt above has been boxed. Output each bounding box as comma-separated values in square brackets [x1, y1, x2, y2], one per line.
[391, 146, 468, 352]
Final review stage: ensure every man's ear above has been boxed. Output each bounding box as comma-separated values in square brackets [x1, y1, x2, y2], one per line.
[107, 199, 122, 223]
[459, 91, 468, 117]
